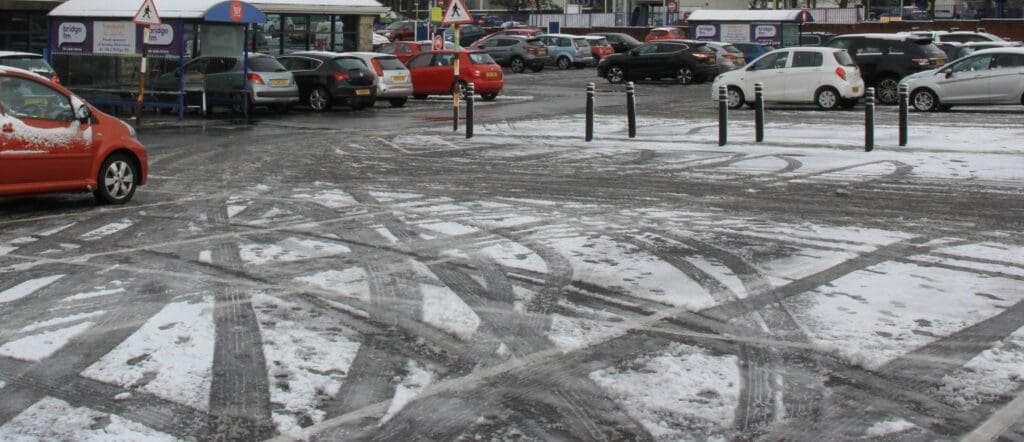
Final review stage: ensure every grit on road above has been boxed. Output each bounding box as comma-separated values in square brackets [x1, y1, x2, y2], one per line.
[1, 67, 1023, 441]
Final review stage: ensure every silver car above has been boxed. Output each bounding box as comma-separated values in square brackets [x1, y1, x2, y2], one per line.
[155, 54, 299, 112]
[902, 47, 1024, 111]
[703, 42, 747, 72]
[346, 52, 413, 107]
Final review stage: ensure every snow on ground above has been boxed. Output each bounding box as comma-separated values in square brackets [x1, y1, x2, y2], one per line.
[686, 255, 748, 299]
[420, 284, 480, 341]
[0, 321, 94, 361]
[938, 324, 1024, 410]
[81, 297, 215, 411]
[374, 226, 400, 245]
[512, 286, 536, 315]
[863, 417, 919, 438]
[291, 189, 358, 209]
[198, 250, 212, 264]
[0, 397, 179, 442]
[589, 342, 740, 440]
[79, 219, 133, 241]
[0, 274, 64, 303]
[479, 241, 548, 274]
[0, 245, 16, 256]
[756, 248, 862, 288]
[239, 237, 350, 265]
[380, 360, 435, 424]
[295, 268, 371, 303]
[784, 261, 1024, 370]
[19, 310, 105, 333]
[37, 222, 75, 236]
[417, 221, 479, 236]
[548, 312, 623, 351]
[252, 293, 361, 435]
[369, 191, 423, 202]
[545, 235, 715, 309]
[61, 281, 126, 302]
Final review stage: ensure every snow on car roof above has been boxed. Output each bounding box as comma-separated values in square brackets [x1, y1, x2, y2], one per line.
[0, 65, 50, 81]
[0, 51, 44, 58]
[967, 47, 1024, 55]
[836, 33, 933, 41]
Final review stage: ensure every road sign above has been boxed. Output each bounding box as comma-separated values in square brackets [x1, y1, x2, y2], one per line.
[133, 0, 161, 26]
[442, 0, 473, 25]
[433, 34, 444, 50]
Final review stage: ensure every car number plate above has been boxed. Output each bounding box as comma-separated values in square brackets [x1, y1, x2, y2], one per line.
[23, 97, 47, 105]
[538, 49, 548, 56]
[853, 87, 860, 93]
[270, 79, 289, 86]
[392, 75, 407, 82]
[485, 71, 498, 78]
[355, 89, 371, 96]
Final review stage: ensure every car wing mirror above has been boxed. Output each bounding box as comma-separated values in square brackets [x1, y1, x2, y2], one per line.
[945, 70, 953, 78]
[71, 97, 91, 123]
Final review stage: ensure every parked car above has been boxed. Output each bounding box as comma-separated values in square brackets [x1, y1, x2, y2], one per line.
[712, 47, 864, 110]
[345, 52, 413, 107]
[597, 40, 718, 85]
[825, 33, 947, 105]
[798, 32, 835, 46]
[470, 28, 544, 48]
[473, 35, 549, 73]
[902, 47, 1024, 111]
[0, 66, 147, 204]
[732, 43, 775, 63]
[379, 20, 415, 42]
[154, 55, 299, 113]
[277, 52, 377, 111]
[936, 42, 974, 61]
[379, 40, 453, 65]
[0, 52, 59, 84]
[476, 15, 505, 28]
[909, 30, 1007, 44]
[703, 41, 747, 72]
[588, 32, 643, 53]
[406, 50, 503, 100]
[528, 34, 593, 70]
[583, 36, 615, 62]
[645, 27, 686, 42]
[443, 25, 488, 48]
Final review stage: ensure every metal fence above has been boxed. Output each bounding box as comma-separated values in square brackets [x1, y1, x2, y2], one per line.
[527, 7, 862, 29]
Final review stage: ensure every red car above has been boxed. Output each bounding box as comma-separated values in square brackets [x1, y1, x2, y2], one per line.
[645, 27, 687, 42]
[407, 50, 503, 101]
[583, 36, 614, 61]
[469, 28, 544, 47]
[379, 40, 455, 65]
[0, 67, 148, 204]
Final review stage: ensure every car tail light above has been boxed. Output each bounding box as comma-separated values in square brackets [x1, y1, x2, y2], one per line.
[332, 71, 351, 81]
[247, 73, 265, 85]
[371, 59, 384, 76]
[835, 66, 847, 80]
[692, 52, 709, 60]
[723, 53, 738, 61]
[912, 58, 930, 66]
[572, 40, 579, 49]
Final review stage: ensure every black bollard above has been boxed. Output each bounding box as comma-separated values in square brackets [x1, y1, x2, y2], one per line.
[865, 87, 875, 152]
[718, 85, 728, 146]
[626, 81, 637, 138]
[586, 82, 594, 142]
[754, 82, 765, 143]
[898, 83, 908, 147]
[466, 83, 474, 139]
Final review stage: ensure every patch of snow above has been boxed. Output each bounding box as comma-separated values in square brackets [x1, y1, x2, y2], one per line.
[939, 325, 1024, 409]
[511, 286, 536, 315]
[370, 191, 423, 202]
[198, 250, 212, 264]
[381, 360, 434, 424]
[548, 313, 622, 351]
[374, 226, 400, 245]
[686, 255, 748, 299]
[295, 268, 371, 303]
[239, 238, 350, 265]
[19, 310, 105, 333]
[480, 242, 548, 274]
[421, 284, 480, 341]
[81, 297, 215, 411]
[62, 287, 126, 302]
[0, 274, 64, 303]
[226, 204, 248, 218]
[79, 219, 133, 241]
[36, 222, 76, 236]
[9, 236, 36, 245]
[291, 189, 358, 209]
[864, 418, 918, 437]
[0, 322, 94, 361]
[0, 245, 16, 256]
[417, 221, 479, 236]
[113, 392, 131, 401]
[0, 397, 178, 442]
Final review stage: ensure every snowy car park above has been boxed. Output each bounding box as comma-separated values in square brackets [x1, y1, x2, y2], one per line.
[1, 68, 1024, 440]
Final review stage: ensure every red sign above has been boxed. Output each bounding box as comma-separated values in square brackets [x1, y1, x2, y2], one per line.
[433, 35, 444, 50]
[230, 0, 244, 22]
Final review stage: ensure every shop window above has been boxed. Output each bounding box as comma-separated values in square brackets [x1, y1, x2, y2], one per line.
[283, 15, 308, 54]
[332, 16, 359, 52]
[311, 16, 331, 51]
[255, 14, 282, 55]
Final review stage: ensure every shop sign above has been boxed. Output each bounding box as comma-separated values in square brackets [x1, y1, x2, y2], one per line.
[56, 22, 90, 53]
[94, 21, 137, 55]
[692, 24, 718, 41]
[751, 24, 781, 44]
[720, 24, 748, 43]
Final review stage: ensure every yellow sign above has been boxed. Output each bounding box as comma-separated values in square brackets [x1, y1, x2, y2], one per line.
[431, 7, 443, 23]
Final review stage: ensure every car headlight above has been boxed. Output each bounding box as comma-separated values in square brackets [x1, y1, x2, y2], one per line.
[120, 119, 137, 138]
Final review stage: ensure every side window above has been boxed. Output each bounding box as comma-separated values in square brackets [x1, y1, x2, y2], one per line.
[399, 45, 414, 54]
[277, 57, 296, 70]
[826, 38, 850, 49]
[433, 53, 455, 66]
[886, 43, 907, 55]
[855, 40, 883, 56]
[185, 59, 208, 74]
[636, 44, 659, 55]
[498, 39, 517, 47]
[379, 45, 396, 55]
[559, 38, 571, 47]
[951, 55, 993, 73]
[792, 51, 823, 67]
[0, 76, 74, 121]
[407, 54, 432, 68]
[656, 43, 684, 53]
[752, 51, 789, 70]
[993, 54, 1024, 68]
[206, 58, 235, 74]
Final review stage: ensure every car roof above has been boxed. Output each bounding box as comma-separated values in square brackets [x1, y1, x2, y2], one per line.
[285, 51, 355, 58]
[344, 51, 400, 58]
[968, 47, 1024, 56]
[837, 33, 933, 42]
[0, 51, 43, 58]
[539, 33, 583, 38]
[0, 65, 51, 82]
[651, 27, 682, 31]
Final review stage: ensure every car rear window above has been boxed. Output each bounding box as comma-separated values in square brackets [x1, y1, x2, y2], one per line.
[333, 57, 367, 71]
[650, 30, 667, 36]
[916, 42, 947, 58]
[574, 38, 590, 48]
[375, 57, 406, 70]
[0, 56, 53, 74]
[833, 50, 857, 66]
[591, 38, 609, 46]
[723, 44, 743, 54]
[468, 53, 496, 64]
[250, 57, 287, 72]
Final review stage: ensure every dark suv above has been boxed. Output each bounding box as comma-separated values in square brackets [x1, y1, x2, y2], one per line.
[825, 34, 947, 104]
[597, 40, 718, 85]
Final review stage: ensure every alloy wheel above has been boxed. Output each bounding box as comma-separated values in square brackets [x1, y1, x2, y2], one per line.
[104, 160, 134, 201]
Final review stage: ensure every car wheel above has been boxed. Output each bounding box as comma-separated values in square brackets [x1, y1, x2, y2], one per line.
[727, 86, 744, 110]
[675, 66, 695, 85]
[876, 76, 900, 105]
[510, 57, 526, 73]
[557, 57, 571, 70]
[815, 87, 841, 110]
[481, 92, 498, 101]
[94, 153, 138, 205]
[911, 88, 938, 112]
[389, 97, 408, 107]
[529, 64, 544, 73]
[606, 66, 625, 84]
[308, 87, 332, 112]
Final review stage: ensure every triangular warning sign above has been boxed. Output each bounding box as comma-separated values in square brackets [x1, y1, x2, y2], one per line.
[442, 0, 473, 25]
[133, 0, 162, 26]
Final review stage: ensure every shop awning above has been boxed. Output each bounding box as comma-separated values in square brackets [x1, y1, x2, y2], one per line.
[49, 0, 268, 23]
[248, 0, 388, 15]
[687, 9, 814, 23]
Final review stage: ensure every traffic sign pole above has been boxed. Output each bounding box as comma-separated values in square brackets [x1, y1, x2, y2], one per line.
[137, 26, 149, 125]
[453, 23, 460, 131]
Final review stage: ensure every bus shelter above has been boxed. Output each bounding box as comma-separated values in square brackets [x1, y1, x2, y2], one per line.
[687, 9, 814, 47]
[47, 0, 266, 119]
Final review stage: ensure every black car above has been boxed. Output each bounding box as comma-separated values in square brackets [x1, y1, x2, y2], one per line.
[798, 32, 835, 46]
[443, 25, 487, 48]
[825, 34, 947, 105]
[588, 32, 643, 53]
[476, 15, 505, 28]
[277, 52, 377, 111]
[597, 40, 719, 85]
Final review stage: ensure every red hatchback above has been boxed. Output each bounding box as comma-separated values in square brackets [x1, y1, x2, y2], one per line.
[646, 27, 687, 42]
[0, 67, 148, 204]
[407, 50, 503, 101]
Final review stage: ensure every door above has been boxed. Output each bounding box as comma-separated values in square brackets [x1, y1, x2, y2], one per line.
[937, 54, 993, 103]
[627, 43, 661, 78]
[987, 53, 1024, 104]
[785, 51, 826, 102]
[743, 50, 790, 101]
[279, 56, 320, 99]
[411, 53, 455, 94]
[0, 74, 93, 188]
[651, 43, 684, 78]
[482, 38, 509, 64]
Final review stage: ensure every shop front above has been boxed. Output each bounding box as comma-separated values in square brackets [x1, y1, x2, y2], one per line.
[247, 1, 388, 55]
[0, 1, 63, 53]
[687, 9, 814, 47]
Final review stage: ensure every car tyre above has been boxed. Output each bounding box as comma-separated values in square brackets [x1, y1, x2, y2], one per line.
[675, 66, 695, 85]
[556, 56, 571, 70]
[815, 87, 841, 110]
[308, 87, 332, 112]
[606, 66, 625, 84]
[510, 56, 526, 73]
[726, 86, 744, 109]
[911, 88, 939, 112]
[481, 92, 498, 101]
[94, 153, 138, 205]
[389, 97, 408, 107]
[876, 76, 900, 105]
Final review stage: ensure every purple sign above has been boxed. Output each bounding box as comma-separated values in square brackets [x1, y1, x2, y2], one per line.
[691, 24, 718, 41]
[53, 20, 92, 53]
[51, 19, 181, 56]
[750, 24, 782, 44]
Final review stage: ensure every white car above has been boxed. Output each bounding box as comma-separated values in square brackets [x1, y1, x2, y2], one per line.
[902, 47, 1024, 112]
[711, 47, 865, 110]
[345, 52, 413, 107]
[909, 30, 1007, 44]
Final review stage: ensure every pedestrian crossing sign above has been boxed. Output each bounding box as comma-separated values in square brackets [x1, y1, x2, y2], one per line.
[441, 0, 473, 25]
[133, 0, 162, 26]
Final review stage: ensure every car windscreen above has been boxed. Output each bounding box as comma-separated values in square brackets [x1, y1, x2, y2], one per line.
[333, 58, 368, 71]
[574, 38, 591, 48]
[833, 50, 857, 66]
[650, 30, 667, 36]
[249, 57, 288, 72]
[916, 42, 948, 58]
[590, 38, 609, 46]
[0, 56, 53, 74]
[619, 34, 641, 44]
[468, 53, 496, 64]
[375, 57, 406, 70]
[386, 21, 407, 30]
